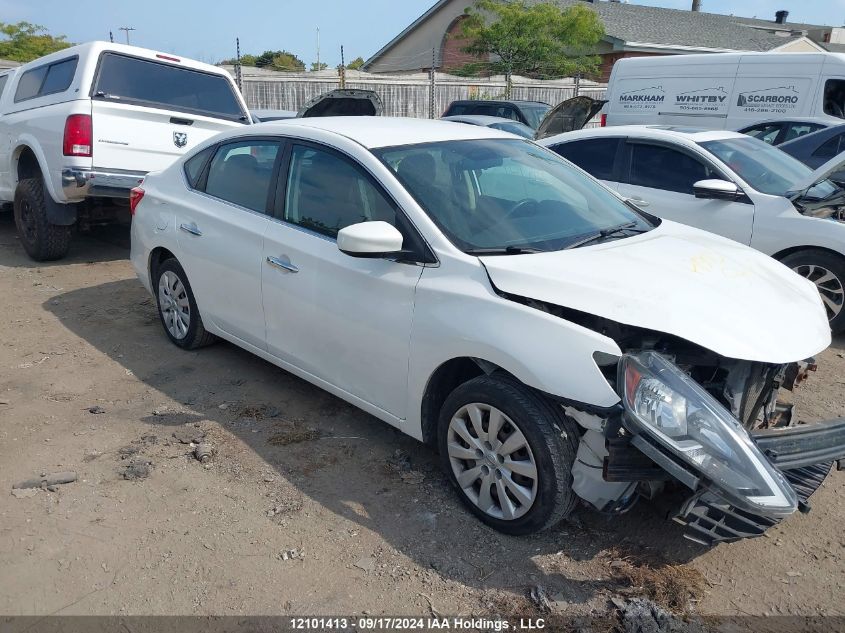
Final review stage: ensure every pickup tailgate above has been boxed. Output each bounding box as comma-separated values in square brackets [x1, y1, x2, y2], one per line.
[91, 100, 241, 172]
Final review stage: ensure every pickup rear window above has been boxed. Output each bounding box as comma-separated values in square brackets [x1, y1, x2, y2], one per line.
[93, 53, 247, 122]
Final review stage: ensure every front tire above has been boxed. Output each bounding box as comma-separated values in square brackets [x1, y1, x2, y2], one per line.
[781, 249, 845, 333]
[437, 374, 579, 535]
[13, 178, 71, 261]
[154, 258, 216, 350]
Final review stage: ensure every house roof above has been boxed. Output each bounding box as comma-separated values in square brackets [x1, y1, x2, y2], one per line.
[365, 0, 834, 69]
[545, 0, 808, 52]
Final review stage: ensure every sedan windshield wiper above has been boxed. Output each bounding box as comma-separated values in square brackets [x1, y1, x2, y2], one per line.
[464, 246, 544, 256]
[564, 221, 649, 250]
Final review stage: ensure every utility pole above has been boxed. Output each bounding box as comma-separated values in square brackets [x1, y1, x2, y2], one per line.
[118, 26, 135, 44]
[339, 45, 346, 89]
[316, 27, 320, 71]
[109, 31, 114, 43]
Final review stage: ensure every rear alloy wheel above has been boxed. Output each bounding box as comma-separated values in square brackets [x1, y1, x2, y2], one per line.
[782, 249, 845, 333]
[438, 374, 579, 535]
[154, 258, 216, 350]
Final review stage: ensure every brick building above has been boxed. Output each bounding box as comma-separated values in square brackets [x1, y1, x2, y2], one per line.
[364, 0, 835, 82]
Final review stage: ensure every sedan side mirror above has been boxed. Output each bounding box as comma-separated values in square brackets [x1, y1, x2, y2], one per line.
[337, 221, 404, 258]
[693, 179, 740, 201]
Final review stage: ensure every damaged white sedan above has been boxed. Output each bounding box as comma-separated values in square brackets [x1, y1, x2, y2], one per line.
[130, 117, 844, 544]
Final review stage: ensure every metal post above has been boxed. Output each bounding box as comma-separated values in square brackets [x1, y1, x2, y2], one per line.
[235, 37, 243, 92]
[109, 31, 114, 43]
[574, 72, 580, 97]
[429, 47, 436, 119]
[339, 45, 346, 89]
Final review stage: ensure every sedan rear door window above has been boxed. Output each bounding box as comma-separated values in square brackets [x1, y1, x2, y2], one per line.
[551, 138, 620, 181]
[283, 145, 397, 238]
[204, 141, 280, 213]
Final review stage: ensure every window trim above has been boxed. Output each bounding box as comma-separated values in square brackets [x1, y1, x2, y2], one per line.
[189, 136, 286, 216]
[812, 133, 844, 160]
[90, 51, 248, 123]
[13, 55, 79, 104]
[273, 138, 437, 265]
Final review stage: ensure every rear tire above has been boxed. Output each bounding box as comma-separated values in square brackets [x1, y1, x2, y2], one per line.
[154, 258, 217, 350]
[13, 178, 71, 261]
[437, 373, 580, 535]
[781, 249, 845, 333]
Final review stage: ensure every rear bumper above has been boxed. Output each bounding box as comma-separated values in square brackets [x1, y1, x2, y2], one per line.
[675, 418, 845, 545]
[62, 167, 146, 200]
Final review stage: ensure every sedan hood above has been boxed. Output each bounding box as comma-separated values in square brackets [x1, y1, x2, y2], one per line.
[480, 222, 831, 364]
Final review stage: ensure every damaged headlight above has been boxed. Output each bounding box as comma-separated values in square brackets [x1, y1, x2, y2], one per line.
[620, 351, 797, 516]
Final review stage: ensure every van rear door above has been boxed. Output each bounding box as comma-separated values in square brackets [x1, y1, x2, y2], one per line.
[90, 52, 248, 173]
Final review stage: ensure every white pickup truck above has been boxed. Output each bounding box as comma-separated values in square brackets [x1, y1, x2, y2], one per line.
[0, 41, 250, 260]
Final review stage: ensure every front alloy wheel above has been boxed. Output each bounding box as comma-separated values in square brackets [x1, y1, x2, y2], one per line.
[791, 263, 843, 323]
[438, 374, 579, 535]
[781, 249, 845, 333]
[447, 403, 538, 520]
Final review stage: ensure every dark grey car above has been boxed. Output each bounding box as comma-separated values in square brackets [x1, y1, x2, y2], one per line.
[779, 124, 845, 185]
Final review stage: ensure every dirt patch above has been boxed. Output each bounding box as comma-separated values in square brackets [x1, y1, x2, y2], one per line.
[609, 556, 706, 613]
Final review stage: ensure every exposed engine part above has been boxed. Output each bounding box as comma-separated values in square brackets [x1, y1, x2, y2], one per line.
[563, 405, 606, 432]
[571, 430, 637, 512]
[603, 434, 673, 483]
[783, 358, 817, 390]
[513, 294, 807, 431]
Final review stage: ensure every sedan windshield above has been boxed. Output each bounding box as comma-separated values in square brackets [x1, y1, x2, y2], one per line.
[700, 137, 838, 198]
[375, 139, 653, 253]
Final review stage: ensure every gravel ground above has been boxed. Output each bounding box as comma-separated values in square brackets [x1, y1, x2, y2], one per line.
[1, 214, 843, 628]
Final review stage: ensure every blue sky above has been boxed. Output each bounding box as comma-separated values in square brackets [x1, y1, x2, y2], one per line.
[0, 0, 838, 67]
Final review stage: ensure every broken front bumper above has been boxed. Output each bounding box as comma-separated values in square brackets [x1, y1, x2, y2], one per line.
[612, 417, 845, 545]
[679, 418, 845, 545]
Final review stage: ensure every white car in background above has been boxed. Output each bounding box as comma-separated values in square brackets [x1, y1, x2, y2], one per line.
[540, 126, 845, 332]
[130, 117, 845, 545]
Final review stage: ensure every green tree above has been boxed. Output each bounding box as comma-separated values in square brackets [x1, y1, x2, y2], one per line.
[347, 56, 365, 70]
[460, 0, 604, 95]
[0, 21, 71, 62]
[310, 61, 328, 71]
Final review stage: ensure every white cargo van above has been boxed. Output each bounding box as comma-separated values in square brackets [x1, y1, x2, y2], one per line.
[0, 42, 249, 260]
[603, 52, 845, 130]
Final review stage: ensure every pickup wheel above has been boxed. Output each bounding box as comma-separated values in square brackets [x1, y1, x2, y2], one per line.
[13, 178, 72, 261]
[437, 374, 580, 535]
[154, 258, 216, 350]
[781, 249, 845, 333]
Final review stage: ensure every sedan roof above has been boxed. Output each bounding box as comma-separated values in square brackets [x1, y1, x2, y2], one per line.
[539, 125, 746, 147]
[253, 116, 515, 149]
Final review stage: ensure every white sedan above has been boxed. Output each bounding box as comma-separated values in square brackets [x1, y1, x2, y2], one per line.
[540, 126, 845, 332]
[130, 117, 844, 543]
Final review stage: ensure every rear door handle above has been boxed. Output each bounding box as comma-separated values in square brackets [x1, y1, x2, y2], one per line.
[267, 256, 299, 273]
[626, 197, 650, 208]
[179, 222, 202, 236]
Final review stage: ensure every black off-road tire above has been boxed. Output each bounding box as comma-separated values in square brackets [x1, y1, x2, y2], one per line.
[437, 373, 580, 535]
[781, 249, 845, 334]
[13, 178, 71, 261]
[154, 258, 217, 350]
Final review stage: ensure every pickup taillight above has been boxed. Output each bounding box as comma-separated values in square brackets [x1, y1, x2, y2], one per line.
[63, 114, 92, 157]
[600, 113, 607, 127]
[129, 187, 145, 216]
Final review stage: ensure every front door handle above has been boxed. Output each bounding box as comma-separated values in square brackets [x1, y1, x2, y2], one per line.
[179, 222, 202, 236]
[626, 197, 650, 208]
[267, 256, 299, 273]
